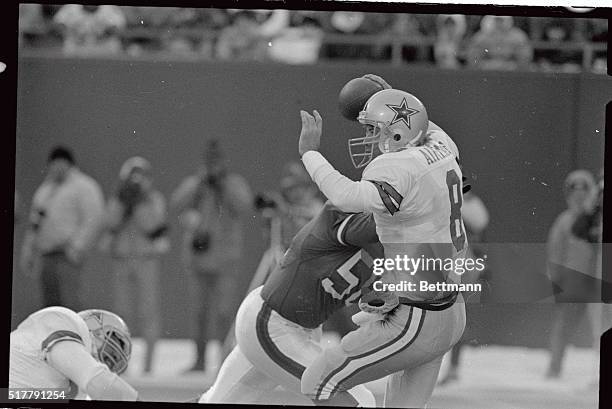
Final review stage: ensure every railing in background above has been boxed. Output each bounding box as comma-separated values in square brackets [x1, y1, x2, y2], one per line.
[320, 33, 607, 70]
[20, 25, 607, 71]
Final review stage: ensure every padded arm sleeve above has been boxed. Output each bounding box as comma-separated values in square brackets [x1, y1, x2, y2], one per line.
[302, 151, 384, 213]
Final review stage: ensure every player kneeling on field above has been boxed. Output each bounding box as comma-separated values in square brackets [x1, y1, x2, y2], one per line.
[10, 306, 139, 401]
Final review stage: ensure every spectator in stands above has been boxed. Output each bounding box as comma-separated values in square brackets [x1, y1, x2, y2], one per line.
[533, 18, 583, 73]
[319, 11, 394, 61]
[589, 19, 608, 43]
[171, 140, 253, 374]
[434, 14, 467, 69]
[267, 12, 324, 65]
[535, 17, 585, 42]
[197, 9, 231, 58]
[588, 19, 607, 73]
[546, 170, 598, 378]
[53, 4, 126, 56]
[254, 9, 291, 39]
[101, 157, 169, 374]
[19, 146, 104, 311]
[161, 8, 208, 56]
[216, 10, 267, 61]
[390, 13, 429, 62]
[120, 6, 171, 55]
[120, 7, 229, 57]
[18, 4, 46, 48]
[466, 15, 533, 70]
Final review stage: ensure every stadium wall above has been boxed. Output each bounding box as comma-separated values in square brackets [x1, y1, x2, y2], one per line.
[12, 57, 609, 348]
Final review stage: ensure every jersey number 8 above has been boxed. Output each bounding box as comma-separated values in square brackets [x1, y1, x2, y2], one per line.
[446, 169, 466, 252]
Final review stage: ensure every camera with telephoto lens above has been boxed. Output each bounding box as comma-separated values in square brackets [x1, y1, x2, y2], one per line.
[117, 178, 146, 218]
[254, 192, 279, 211]
[191, 230, 211, 253]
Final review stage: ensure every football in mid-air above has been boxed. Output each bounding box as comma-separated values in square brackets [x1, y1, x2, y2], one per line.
[338, 75, 390, 121]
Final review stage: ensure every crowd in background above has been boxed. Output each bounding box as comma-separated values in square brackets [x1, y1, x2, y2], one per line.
[16, 143, 325, 376]
[13, 3, 608, 382]
[18, 5, 608, 73]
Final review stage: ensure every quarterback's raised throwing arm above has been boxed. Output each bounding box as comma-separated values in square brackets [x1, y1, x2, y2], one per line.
[299, 110, 387, 215]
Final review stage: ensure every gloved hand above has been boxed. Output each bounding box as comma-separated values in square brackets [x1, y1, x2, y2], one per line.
[351, 310, 385, 326]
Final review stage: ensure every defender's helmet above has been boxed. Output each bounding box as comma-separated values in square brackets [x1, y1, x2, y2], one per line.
[349, 89, 429, 168]
[78, 309, 132, 375]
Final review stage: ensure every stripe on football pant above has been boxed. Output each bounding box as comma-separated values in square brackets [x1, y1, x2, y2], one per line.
[255, 302, 306, 380]
[316, 307, 425, 400]
[368, 180, 403, 215]
[41, 330, 84, 356]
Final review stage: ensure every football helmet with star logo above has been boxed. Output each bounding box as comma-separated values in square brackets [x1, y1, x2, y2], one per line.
[350, 89, 428, 168]
[78, 309, 132, 375]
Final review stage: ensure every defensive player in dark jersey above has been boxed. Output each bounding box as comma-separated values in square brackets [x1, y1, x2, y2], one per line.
[198, 201, 382, 406]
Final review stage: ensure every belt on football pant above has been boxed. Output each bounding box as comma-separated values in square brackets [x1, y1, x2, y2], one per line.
[397, 290, 459, 311]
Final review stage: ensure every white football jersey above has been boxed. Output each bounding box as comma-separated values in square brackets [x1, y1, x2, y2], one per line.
[302, 124, 467, 298]
[427, 127, 460, 160]
[362, 136, 466, 248]
[10, 306, 92, 391]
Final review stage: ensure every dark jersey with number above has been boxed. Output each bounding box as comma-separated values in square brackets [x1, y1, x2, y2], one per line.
[260, 201, 383, 329]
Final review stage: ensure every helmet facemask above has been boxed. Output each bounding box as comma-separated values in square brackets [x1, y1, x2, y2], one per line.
[91, 327, 132, 375]
[348, 120, 382, 168]
[79, 309, 132, 375]
[349, 119, 426, 168]
[349, 89, 429, 169]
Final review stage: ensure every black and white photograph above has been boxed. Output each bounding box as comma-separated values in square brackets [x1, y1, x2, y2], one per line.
[6, 1, 611, 408]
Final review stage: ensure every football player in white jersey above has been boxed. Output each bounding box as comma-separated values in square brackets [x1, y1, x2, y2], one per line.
[299, 89, 467, 408]
[9, 306, 139, 401]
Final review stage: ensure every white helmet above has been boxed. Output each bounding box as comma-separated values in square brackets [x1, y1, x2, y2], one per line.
[349, 89, 429, 168]
[78, 309, 132, 374]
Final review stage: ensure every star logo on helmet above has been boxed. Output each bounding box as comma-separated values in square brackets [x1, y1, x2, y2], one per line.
[386, 98, 420, 129]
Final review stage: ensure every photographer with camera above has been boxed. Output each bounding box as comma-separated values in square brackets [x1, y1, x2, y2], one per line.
[102, 156, 169, 375]
[220, 162, 324, 359]
[20, 146, 105, 311]
[545, 169, 599, 379]
[571, 168, 610, 389]
[171, 140, 253, 374]
[255, 162, 324, 251]
[572, 169, 603, 245]
[244, 162, 324, 298]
